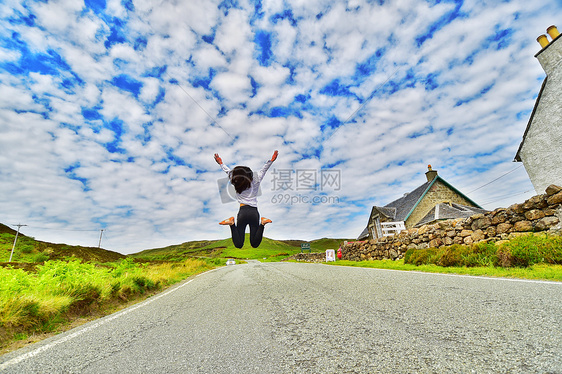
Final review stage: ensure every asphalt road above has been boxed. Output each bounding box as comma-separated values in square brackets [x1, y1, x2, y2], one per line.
[1, 261, 561, 373]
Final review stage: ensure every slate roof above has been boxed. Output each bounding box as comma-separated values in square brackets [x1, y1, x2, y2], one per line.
[357, 227, 369, 240]
[373, 206, 398, 220]
[382, 180, 433, 222]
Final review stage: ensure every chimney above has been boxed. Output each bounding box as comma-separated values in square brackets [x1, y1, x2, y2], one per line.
[425, 164, 438, 182]
[547, 25, 560, 39]
[535, 25, 562, 76]
[537, 34, 549, 48]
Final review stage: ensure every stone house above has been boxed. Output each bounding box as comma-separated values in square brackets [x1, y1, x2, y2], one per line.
[515, 25, 562, 193]
[358, 166, 486, 240]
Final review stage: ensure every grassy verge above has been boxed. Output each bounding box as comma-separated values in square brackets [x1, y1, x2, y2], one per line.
[327, 259, 562, 281]
[324, 234, 562, 282]
[0, 258, 217, 354]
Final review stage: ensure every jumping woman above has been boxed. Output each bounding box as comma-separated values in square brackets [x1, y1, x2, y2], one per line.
[214, 150, 278, 248]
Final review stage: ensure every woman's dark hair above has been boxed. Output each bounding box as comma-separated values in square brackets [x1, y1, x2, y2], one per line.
[230, 166, 253, 194]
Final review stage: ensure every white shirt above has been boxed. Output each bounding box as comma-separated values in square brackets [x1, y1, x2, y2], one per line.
[221, 160, 273, 207]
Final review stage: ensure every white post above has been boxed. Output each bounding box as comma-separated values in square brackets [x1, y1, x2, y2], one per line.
[9, 224, 27, 262]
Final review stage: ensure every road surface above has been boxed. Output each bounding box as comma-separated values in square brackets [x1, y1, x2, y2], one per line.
[1, 261, 561, 373]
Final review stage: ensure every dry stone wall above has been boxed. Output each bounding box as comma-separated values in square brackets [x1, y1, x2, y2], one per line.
[341, 185, 562, 262]
[289, 252, 326, 262]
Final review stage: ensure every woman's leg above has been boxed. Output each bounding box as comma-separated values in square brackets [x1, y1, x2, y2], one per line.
[230, 207, 254, 248]
[229, 222, 245, 249]
[248, 208, 266, 248]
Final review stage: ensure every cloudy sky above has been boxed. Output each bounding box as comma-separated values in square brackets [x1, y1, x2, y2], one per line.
[1, 0, 561, 254]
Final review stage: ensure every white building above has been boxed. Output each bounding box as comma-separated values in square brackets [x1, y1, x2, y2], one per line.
[515, 25, 562, 193]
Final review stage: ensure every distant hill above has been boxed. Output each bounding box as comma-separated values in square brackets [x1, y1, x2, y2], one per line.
[0, 223, 19, 236]
[0, 223, 125, 264]
[132, 236, 351, 262]
[1, 221, 350, 264]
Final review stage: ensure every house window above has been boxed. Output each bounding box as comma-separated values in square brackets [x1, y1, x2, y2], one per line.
[375, 218, 383, 238]
[369, 216, 383, 239]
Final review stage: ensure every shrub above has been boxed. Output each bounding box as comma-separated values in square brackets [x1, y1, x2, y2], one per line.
[465, 243, 499, 267]
[498, 234, 562, 267]
[406, 243, 500, 268]
[132, 276, 155, 292]
[33, 252, 50, 263]
[404, 247, 440, 265]
[111, 258, 138, 277]
[0, 233, 14, 244]
[533, 235, 562, 264]
[437, 245, 466, 267]
[19, 245, 34, 254]
[496, 246, 513, 267]
[403, 248, 414, 264]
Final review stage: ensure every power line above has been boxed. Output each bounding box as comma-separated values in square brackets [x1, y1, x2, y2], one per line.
[165, 71, 235, 141]
[466, 164, 524, 194]
[479, 189, 534, 206]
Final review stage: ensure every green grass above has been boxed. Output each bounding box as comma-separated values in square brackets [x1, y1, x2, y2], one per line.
[328, 259, 562, 282]
[218, 236, 300, 261]
[0, 258, 217, 352]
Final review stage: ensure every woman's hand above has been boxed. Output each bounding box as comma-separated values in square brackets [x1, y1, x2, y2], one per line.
[271, 150, 278, 162]
[214, 153, 223, 165]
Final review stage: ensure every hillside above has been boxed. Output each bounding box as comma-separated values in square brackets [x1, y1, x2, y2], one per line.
[132, 236, 351, 262]
[0, 224, 125, 265]
[1, 222, 350, 264]
[0, 223, 19, 236]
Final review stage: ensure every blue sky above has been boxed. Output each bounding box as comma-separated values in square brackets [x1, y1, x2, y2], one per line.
[1, 0, 561, 253]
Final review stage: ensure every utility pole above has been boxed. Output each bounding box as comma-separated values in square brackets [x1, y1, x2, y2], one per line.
[9, 224, 27, 262]
[98, 229, 104, 248]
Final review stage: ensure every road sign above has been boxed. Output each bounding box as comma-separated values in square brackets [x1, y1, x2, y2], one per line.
[301, 243, 311, 252]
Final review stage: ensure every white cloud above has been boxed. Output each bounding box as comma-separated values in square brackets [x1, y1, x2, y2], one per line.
[1, 0, 561, 252]
[211, 71, 252, 103]
[214, 8, 252, 56]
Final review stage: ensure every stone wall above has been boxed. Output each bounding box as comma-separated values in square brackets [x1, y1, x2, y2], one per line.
[289, 252, 326, 262]
[341, 185, 562, 262]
